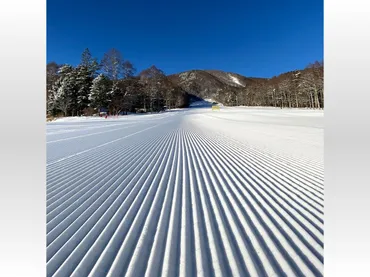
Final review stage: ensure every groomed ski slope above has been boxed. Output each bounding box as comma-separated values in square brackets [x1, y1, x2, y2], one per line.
[47, 107, 324, 277]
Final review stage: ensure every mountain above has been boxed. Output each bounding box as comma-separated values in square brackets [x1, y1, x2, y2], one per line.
[168, 70, 266, 104]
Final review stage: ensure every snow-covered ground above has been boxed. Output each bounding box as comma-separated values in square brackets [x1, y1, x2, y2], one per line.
[47, 107, 323, 277]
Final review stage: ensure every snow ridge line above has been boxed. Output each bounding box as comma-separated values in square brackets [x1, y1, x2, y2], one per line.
[46, 125, 165, 182]
[46, 127, 167, 202]
[183, 120, 323, 276]
[206, 128, 324, 189]
[46, 122, 139, 136]
[187, 120, 323, 219]
[47, 123, 141, 144]
[197, 114, 324, 171]
[47, 129, 174, 252]
[187, 125, 324, 251]
[46, 121, 171, 166]
[47, 115, 323, 277]
[46, 129, 171, 240]
[189, 125, 324, 210]
[47, 129, 177, 276]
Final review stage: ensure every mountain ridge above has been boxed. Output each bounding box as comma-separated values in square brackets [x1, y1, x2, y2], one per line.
[167, 69, 267, 102]
[166, 62, 323, 108]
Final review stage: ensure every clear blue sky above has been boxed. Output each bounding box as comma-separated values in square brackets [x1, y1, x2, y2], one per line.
[47, 0, 323, 78]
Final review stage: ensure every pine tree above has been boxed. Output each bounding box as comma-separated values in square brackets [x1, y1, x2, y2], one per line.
[80, 48, 99, 78]
[47, 65, 76, 116]
[47, 62, 60, 101]
[89, 74, 111, 112]
[75, 66, 93, 115]
[47, 81, 58, 115]
[63, 66, 79, 115]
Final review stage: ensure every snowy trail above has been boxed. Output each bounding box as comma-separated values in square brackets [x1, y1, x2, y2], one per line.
[47, 108, 324, 277]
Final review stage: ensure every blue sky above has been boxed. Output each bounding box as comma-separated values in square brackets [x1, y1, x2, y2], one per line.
[47, 0, 323, 78]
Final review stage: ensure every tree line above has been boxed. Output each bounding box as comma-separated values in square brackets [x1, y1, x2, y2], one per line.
[47, 48, 188, 117]
[215, 61, 324, 109]
[47, 49, 324, 117]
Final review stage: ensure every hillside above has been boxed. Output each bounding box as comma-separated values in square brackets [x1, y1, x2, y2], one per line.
[167, 62, 323, 108]
[168, 70, 267, 105]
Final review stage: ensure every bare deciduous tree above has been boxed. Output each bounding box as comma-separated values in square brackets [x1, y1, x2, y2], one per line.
[139, 66, 166, 111]
[100, 48, 124, 81]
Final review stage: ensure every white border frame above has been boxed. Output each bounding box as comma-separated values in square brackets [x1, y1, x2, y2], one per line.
[1, 0, 370, 276]
[0, 0, 46, 276]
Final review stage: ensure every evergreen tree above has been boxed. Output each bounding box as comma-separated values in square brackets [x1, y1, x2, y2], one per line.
[89, 74, 111, 111]
[47, 65, 76, 116]
[80, 48, 99, 78]
[47, 62, 61, 99]
[75, 65, 93, 114]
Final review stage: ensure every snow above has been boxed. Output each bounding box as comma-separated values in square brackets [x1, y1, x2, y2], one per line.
[47, 107, 323, 276]
[228, 74, 244, 87]
[50, 112, 178, 123]
[197, 107, 324, 163]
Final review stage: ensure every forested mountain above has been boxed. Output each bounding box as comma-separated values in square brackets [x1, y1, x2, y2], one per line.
[169, 64, 323, 108]
[47, 48, 323, 117]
